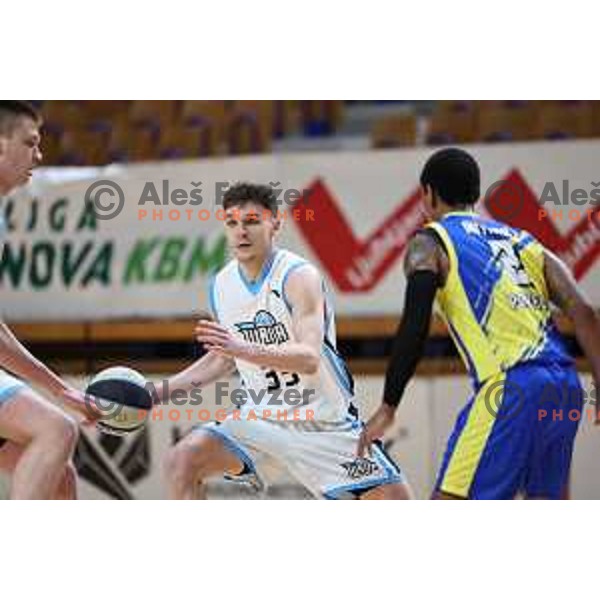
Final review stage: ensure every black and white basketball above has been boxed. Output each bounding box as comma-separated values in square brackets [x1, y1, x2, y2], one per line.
[85, 367, 153, 436]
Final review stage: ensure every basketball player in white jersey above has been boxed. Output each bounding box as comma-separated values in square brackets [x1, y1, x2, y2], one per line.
[163, 182, 412, 499]
[0, 101, 95, 499]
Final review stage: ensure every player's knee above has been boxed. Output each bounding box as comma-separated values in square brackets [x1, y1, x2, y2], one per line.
[56, 462, 78, 499]
[164, 443, 199, 485]
[67, 462, 77, 481]
[46, 413, 79, 454]
[165, 436, 219, 486]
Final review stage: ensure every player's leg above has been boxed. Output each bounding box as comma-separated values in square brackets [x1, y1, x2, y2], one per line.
[360, 481, 413, 499]
[54, 462, 78, 499]
[164, 427, 248, 499]
[0, 440, 77, 499]
[0, 387, 79, 499]
[430, 490, 464, 500]
[356, 440, 413, 499]
[523, 439, 577, 500]
[524, 366, 583, 500]
[432, 404, 474, 500]
[273, 421, 411, 499]
[559, 475, 571, 500]
[433, 371, 531, 500]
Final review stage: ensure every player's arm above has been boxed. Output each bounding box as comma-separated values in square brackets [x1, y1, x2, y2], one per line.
[358, 231, 446, 456]
[0, 320, 94, 418]
[155, 351, 236, 404]
[382, 231, 446, 410]
[194, 265, 322, 375]
[543, 250, 600, 406]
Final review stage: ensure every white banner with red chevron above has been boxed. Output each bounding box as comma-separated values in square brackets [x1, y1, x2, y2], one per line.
[1, 140, 599, 320]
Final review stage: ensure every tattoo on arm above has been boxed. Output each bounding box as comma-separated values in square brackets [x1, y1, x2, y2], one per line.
[543, 250, 584, 314]
[544, 249, 600, 383]
[404, 231, 447, 282]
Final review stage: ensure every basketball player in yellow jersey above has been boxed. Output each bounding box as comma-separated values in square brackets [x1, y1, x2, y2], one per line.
[359, 147, 600, 499]
[0, 101, 96, 499]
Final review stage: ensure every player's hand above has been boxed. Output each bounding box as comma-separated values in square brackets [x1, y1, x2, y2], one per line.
[357, 404, 396, 458]
[194, 320, 246, 358]
[60, 388, 102, 425]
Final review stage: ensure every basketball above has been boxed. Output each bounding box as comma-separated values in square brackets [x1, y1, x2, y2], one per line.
[85, 367, 153, 436]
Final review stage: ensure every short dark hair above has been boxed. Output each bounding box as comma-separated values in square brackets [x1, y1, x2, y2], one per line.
[0, 101, 41, 136]
[420, 147, 480, 206]
[222, 182, 278, 213]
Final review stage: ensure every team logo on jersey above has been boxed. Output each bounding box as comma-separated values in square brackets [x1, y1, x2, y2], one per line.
[235, 310, 290, 345]
[340, 457, 380, 480]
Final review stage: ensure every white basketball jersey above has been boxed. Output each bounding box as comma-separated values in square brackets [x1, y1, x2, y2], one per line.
[209, 248, 357, 423]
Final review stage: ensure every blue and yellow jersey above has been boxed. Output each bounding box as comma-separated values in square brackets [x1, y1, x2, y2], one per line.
[425, 212, 573, 386]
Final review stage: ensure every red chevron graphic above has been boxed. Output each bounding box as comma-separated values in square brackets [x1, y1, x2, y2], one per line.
[484, 169, 600, 280]
[291, 172, 599, 293]
[293, 179, 425, 292]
